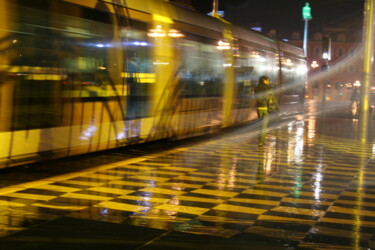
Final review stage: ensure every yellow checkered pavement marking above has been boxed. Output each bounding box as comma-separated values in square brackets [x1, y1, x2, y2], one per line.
[242, 189, 287, 197]
[32, 203, 87, 211]
[61, 193, 113, 201]
[173, 176, 215, 182]
[212, 204, 267, 214]
[281, 197, 331, 206]
[228, 198, 280, 206]
[161, 166, 198, 172]
[0, 120, 374, 249]
[2, 193, 56, 201]
[118, 195, 171, 203]
[271, 206, 326, 217]
[257, 214, 314, 223]
[139, 187, 186, 196]
[327, 206, 375, 217]
[87, 187, 134, 195]
[175, 196, 224, 204]
[108, 180, 154, 187]
[96, 201, 146, 212]
[190, 189, 238, 197]
[0, 200, 26, 208]
[155, 204, 209, 215]
[37, 184, 81, 193]
[129, 175, 171, 182]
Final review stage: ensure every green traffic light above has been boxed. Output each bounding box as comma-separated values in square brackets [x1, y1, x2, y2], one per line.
[302, 2, 312, 20]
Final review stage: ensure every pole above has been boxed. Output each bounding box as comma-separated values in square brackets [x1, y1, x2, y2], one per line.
[303, 19, 308, 58]
[359, 0, 374, 142]
[212, 0, 218, 16]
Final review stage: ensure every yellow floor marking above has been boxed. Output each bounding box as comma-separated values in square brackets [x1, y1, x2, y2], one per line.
[84, 174, 124, 180]
[108, 180, 153, 187]
[130, 175, 171, 182]
[138, 187, 185, 196]
[61, 193, 113, 201]
[281, 197, 332, 206]
[117, 195, 170, 203]
[109, 158, 148, 167]
[0, 200, 26, 207]
[315, 181, 351, 187]
[328, 206, 375, 217]
[257, 214, 314, 223]
[264, 178, 304, 185]
[271, 206, 325, 217]
[1, 193, 56, 201]
[173, 176, 214, 182]
[313, 226, 373, 238]
[99, 170, 145, 176]
[190, 172, 219, 177]
[32, 203, 87, 211]
[191, 189, 237, 198]
[142, 170, 183, 176]
[158, 182, 203, 189]
[291, 191, 339, 200]
[323, 170, 357, 176]
[242, 189, 287, 197]
[61, 180, 104, 187]
[254, 184, 294, 191]
[116, 165, 156, 171]
[228, 198, 280, 206]
[0, 187, 30, 196]
[188, 150, 212, 154]
[213, 204, 266, 214]
[320, 217, 375, 226]
[161, 166, 198, 172]
[341, 191, 375, 199]
[96, 201, 145, 212]
[135, 162, 172, 167]
[205, 182, 250, 189]
[175, 195, 224, 204]
[245, 226, 307, 239]
[87, 187, 134, 195]
[232, 178, 260, 184]
[155, 204, 209, 215]
[335, 199, 375, 207]
[36, 184, 80, 193]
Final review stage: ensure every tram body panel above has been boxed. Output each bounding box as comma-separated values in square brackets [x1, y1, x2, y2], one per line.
[0, 0, 307, 168]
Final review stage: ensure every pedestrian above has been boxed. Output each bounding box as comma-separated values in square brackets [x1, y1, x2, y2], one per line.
[254, 75, 279, 147]
[350, 86, 359, 108]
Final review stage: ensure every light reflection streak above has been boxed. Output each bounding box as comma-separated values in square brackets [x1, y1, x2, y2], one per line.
[80, 125, 97, 140]
[217, 147, 237, 191]
[313, 165, 324, 201]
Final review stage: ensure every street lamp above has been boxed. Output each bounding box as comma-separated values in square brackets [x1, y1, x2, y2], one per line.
[302, 3, 312, 58]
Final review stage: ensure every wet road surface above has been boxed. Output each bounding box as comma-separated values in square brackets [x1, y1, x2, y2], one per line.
[0, 100, 375, 249]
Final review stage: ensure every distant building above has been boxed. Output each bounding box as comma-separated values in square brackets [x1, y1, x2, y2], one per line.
[288, 27, 363, 101]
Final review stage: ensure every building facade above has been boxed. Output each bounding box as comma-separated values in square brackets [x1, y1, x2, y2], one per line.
[289, 28, 362, 101]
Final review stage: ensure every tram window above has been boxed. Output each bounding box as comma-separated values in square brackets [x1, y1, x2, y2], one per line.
[17, 0, 50, 10]
[83, 7, 112, 24]
[178, 40, 224, 98]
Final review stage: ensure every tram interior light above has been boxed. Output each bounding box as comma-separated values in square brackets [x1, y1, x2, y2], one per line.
[148, 25, 184, 38]
[217, 40, 231, 50]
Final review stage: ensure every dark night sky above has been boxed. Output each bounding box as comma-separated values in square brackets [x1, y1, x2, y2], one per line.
[190, 0, 365, 38]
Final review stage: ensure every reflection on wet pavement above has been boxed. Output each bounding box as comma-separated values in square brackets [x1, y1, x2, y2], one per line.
[0, 102, 375, 249]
